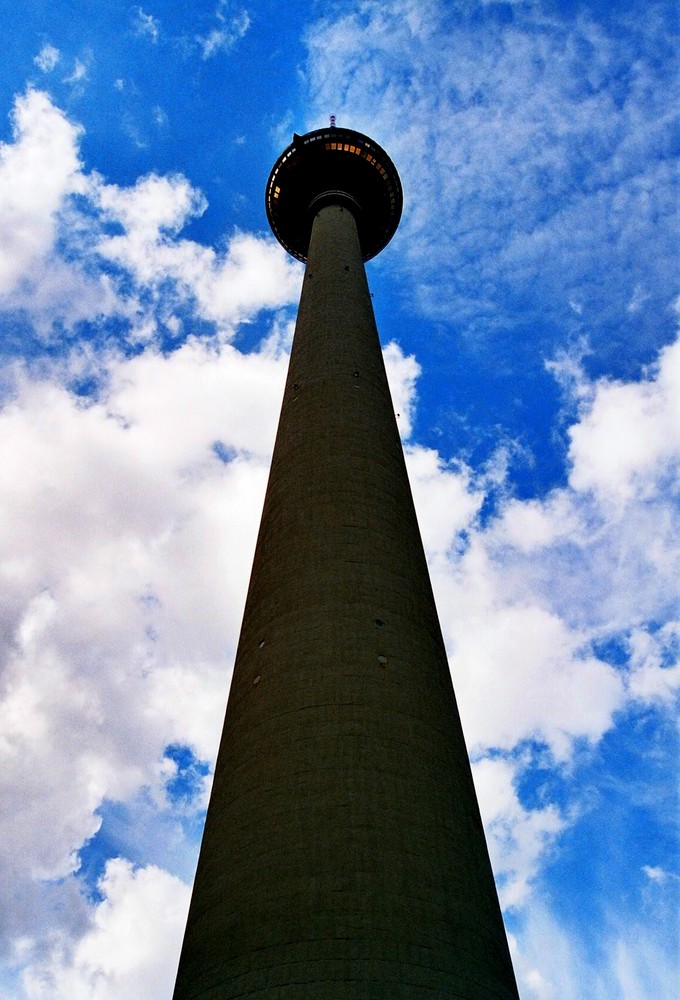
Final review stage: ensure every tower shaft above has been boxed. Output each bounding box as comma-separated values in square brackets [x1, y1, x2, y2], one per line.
[173, 203, 518, 998]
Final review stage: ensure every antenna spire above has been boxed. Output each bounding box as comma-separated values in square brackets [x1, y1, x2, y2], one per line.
[330, 114, 336, 128]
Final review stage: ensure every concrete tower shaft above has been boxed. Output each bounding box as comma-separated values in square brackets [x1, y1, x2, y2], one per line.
[173, 130, 519, 999]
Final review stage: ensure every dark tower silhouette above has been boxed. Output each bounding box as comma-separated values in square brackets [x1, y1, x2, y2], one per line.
[173, 126, 519, 999]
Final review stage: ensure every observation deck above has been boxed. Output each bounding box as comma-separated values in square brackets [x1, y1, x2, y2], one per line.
[266, 126, 403, 262]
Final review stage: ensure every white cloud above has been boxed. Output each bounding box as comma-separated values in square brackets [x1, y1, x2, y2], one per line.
[63, 57, 89, 86]
[0, 90, 300, 338]
[482, 336, 680, 639]
[134, 8, 160, 43]
[382, 339, 420, 438]
[90, 163, 300, 333]
[641, 864, 668, 883]
[197, 6, 250, 59]
[0, 90, 123, 334]
[0, 90, 83, 297]
[627, 622, 680, 705]
[33, 44, 60, 73]
[94, 170, 301, 326]
[567, 337, 680, 504]
[403, 328, 680, 902]
[473, 756, 565, 908]
[493, 492, 580, 553]
[447, 582, 625, 757]
[96, 170, 207, 247]
[22, 860, 189, 1000]
[152, 105, 168, 128]
[406, 445, 483, 560]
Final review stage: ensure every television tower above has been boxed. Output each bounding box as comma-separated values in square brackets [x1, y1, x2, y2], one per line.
[173, 126, 519, 999]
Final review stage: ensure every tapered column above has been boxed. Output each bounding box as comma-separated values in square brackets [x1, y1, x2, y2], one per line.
[173, 202, 518, 998]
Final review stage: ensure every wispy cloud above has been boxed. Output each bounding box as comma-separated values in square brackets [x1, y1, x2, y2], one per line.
[152, 105, 168, 128]
[63, 55, 91, 87]
[33, 43, 60, 73]
[510, 902, 680, 1000]
[305, 1, 678, 366]
[197, 3, 250, 59]
[642, 864, 671, 883]
[134, 6, 160, 43]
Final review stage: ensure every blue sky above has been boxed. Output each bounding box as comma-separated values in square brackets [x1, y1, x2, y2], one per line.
[0, 2, 678, 998]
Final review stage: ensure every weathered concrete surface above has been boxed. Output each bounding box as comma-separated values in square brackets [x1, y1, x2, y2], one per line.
[173, 204, 519, 999]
